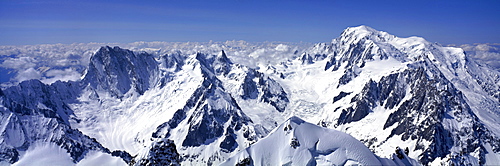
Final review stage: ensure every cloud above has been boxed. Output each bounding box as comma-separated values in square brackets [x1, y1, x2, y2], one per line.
[459, 44, 500, 70]
[0, 43, 104, 86]
[15, 67, 42, 82]
[41, 68, 82, 84]
[0, 57, 37, 69]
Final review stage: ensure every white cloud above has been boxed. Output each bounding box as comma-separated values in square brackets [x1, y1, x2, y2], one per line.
[275, 44, 290, 52]
[0, 57, 37, 69]
[41, 68, 82, 84]
[15, 67, 41, 82]
[459, 44, 500, 70]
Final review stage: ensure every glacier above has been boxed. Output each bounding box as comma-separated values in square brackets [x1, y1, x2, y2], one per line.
[0, 25, 499, 165]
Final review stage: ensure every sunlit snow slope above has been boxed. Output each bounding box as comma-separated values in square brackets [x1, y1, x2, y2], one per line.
[221, 116, 419, 166]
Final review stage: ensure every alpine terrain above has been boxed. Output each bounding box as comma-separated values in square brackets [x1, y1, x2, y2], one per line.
[0, 25, 499, 165]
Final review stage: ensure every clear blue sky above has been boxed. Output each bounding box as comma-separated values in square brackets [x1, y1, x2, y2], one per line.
[0, 0, 498, 45]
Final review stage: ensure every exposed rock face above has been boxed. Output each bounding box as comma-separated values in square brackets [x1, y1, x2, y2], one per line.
[82, 46, 158, 98]
[238, 67, 289, 112]
[136, 139, 180, 166]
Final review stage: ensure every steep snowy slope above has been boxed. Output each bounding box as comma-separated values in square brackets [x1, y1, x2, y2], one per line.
[221, 116, 419, 166]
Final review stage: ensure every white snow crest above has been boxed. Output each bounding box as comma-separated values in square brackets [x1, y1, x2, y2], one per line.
[221, 116, 394, 166]
[12, 142, 74, 166]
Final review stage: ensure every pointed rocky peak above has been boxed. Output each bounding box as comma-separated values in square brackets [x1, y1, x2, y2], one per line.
[298, 53, 313, 64]
[194, 52, 206, 62]
[193, 52, 212, 69]
[216, 50, 231, 64]
[214, 50, 232, 75]
[178, 79, 252, 147]
[193, 51, 233, 76]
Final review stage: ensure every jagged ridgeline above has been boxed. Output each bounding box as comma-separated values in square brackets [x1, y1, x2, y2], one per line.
[1, 25, 499, 165]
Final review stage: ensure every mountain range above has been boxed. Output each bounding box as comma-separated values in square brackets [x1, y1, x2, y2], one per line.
[0, 25, 499, 165]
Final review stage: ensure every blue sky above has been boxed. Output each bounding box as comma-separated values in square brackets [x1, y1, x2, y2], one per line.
[0, 0, 498, 45]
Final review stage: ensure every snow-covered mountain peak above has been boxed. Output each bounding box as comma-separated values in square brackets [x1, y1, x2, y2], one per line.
[334, 25, 435, 60]
[310, 26, 471, 78]
[222, 116, 418, 166]
[338, 26, 466, 65]
[338, 25, 395, 44]
[345, 25, 377, 33]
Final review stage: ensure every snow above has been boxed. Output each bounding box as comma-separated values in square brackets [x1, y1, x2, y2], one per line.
[76, 151, 126, 166]
[12, 142, 74, 166]
[11, 143, 126, 166]
[484, 143, 500, 165]
[222, 116, 402, 166]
